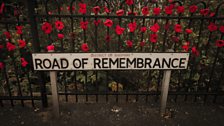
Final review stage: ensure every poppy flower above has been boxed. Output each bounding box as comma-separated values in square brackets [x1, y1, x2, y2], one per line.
[80, 21, 88, 30]
[21, 58, 28, 67]
[0, 3, 5, 14]
[115, 25, 125, 35]
[182, 42, 190, 51]
[185, 29, 193, 34]
[177, 6, 185, 14]
[127, 11, 137, 16]
[55, 20, 64, 30]
[93, 6, 100, 14]
[209, 12, 215, 17]
[104, 6, 110, 14]
[18, 39, 26, 48]
[104, 19, 113, 27]
[0, 45, 3, 49]
[142, 7, 149, 16]
[116, 9, 124, 16]
[81, 43, 89, 52]
[191, 46, 199, 56]
[47, 45, 55, 51]
[140, 26, 147, 33]
[94, 20, 101, 26]
[174, 24, 182, 33]
[126, 40, 133, 48]
[79, 3, 86, 14]
[0, 62, 4, 70]
[153, 7, 161, 15]
[6, 42, 16, 51]
[48, 11, 52, 15]
[67, 6, 75, 12]
[128, 22, 137, 32]
[57, 33, 64, 39]
[41, 22, 52, 34]
[140, 41, 145, 47]
[219, 26, 224, 33]
[150, 23, 160, 33]
[200, 8, 209, 16]
[150, 34, 158, 43]
[165, 5, 173, 15]
[4, 31, 11, 39]
[105, 35, 111, 42]
[126, 0, 134, 5]
[208, 23, 217, 32]
[216, 40, 224, 47]
[189, 5, 198, 13]
[16, 25, 23, 35]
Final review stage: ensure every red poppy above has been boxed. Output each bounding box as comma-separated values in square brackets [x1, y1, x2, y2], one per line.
[142, 7, 149, 16]
[116, 9, 124, 16]
[208, 23, 217, 32]
[47, 45, 55, 51]
[94, 20, 101, 26]
[6, 42, 16, 51]
[216, 40, 224, 47]
[185, 29, 193, 34]
[21, 58, 28, 67]
[189, 5, 198, 13]
[81, 43, 89, 52]
[55, 20, 64, 30]
[128, 22, 137, 32]
[126, 0, 134, 5]
[171, 36, 179, 43]
[18, 39, 26, 48]
[57, 33, 64, 39]
[219, 26, 224, 33]
[140, 41, 145, 47]
[41, 22, 52, 34]
[67, 6, 75, 12]
[153, 7, 161, 15]
[177, 6, 185, 14]
[115, 25, 125, 35]
[191, 46, 199, 56]
[200, 8, 209, 16]
[150, 23, 160, 33]
[48, 11, 52, 15]
[150, 34, 158, 43]
[93, 6, 100, 14]
[165, 5, 173, 15]
[104, 19, 113, 27]
[79, 3, 86, 14]
[210, 12, 215, 17]
[80, 21, 88, 30]
[126, 40, 133, 48]
[0, 62, 3, 70]
[127, 11, 137, 16]
[105, 35, 111, 42]
[174, 24, 182, 33]
[140, 26, 147, 33]
[104, 6, 110, 14]
[16, 26, 23, 35]
[0, 3, 5, 14]
[4, 31, 11, 39]
[0, 45, 3, 49]
[182, 42, 190, 51]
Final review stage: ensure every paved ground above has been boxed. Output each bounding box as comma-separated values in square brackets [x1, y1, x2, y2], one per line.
[0, 100, 224, 126]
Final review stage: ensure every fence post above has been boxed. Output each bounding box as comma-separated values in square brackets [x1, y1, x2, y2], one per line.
[27, 0, 48, 107]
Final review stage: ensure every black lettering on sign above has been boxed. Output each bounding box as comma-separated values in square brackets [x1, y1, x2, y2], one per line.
[35, 59, 43, 69]
[162, 58, 171, 68]
[127, 58, 136, 68]
[137, 58, 144, 68]
[52, 59, 60, 69]
[109, 58, 119, 68]
[73, 59, 82, 68]
[145, 58, 152, 68]
[43, 59, 51, 69]
[94, 58, 101, 68]
[120, 58, 126, 68]
[61, 58, 69, 69]
[179, 58, 186, 68]
[171, 58, 178, 68]
[153, 58, 161, 68]
[102, 58, 109, 68]
[82, 58, 88, 68]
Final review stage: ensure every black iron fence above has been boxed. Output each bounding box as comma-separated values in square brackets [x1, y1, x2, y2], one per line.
[0, 0, 224, 107]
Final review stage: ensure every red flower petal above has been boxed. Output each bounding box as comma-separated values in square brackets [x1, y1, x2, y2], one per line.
[216, 40, 224, 47]
[41, 22, 52, 34]
[80, 21, 88, 30]
[200, 8, 209, 16]
[81, 43, 89, 52]
[174, 24, 182, 33]
[79, 3, 86, 14]
[93, 6, 100, 14]
[55, 20, 64, 30]
[177, 6, 185, 14]
[126, 0, 134, 6]
[18, 39, 26, 48]
[128, 22, 137, 32]
[185, 28, 193, 34]
[104, 19, 113, 27]
[219, 26, 224, 33]
[47, 45, 55, 51]
[150, 23, 160, 33]
[150, 34, 158, 43]
[126, 40, 133, 47]
[94, 20, 101, 26]
[0, 62, 4, 70]
[208, 22, 217, 32]
[115, 25, 125, 35]
[57, 33, 64, 39]
[116, 9, 124, 16]
[153, 7, 161, 15]
[140, 26, 147, 33]
[189, 5, 198, 13]
[6, 42, 16, 51]
[4, 31, 11, 39]
[142, 7, 149, 16]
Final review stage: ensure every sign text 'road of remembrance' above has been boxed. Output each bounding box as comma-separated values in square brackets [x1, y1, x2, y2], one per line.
[32, 53, 189, 70]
